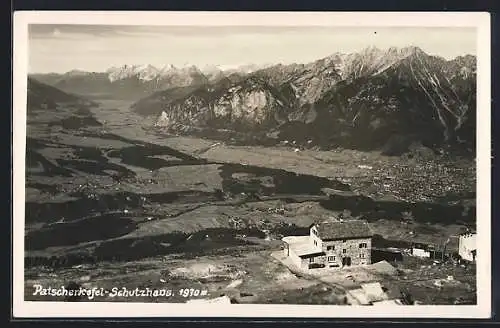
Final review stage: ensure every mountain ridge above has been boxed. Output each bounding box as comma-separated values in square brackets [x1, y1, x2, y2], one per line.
[132, 46, 476, 155]
[29, 47, 474, 83]
[30, 46, 476, 155]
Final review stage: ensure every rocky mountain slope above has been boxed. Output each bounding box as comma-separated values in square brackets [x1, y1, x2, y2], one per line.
[29, 46, 476, 155]
[132, 76, 291, 130]
[132, 46, 476, 155]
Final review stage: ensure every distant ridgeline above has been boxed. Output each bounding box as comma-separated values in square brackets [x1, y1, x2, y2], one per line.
[30, 47, 476, 156]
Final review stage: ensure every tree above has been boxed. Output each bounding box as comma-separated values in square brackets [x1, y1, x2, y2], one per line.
[339, 209, 352, 220]
[400, 289, 415, 305]
[214, 188, 224, 201]
[401, 211, 415, 223]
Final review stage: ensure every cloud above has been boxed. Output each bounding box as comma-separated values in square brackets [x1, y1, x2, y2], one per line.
[52, 28, 61, 37]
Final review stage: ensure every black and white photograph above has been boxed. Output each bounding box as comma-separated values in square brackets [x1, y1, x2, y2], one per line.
[12, 11, 491, 318]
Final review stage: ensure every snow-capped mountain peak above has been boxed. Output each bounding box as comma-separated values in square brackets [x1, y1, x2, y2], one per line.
[200, 64, 223, 75]
[158, 64, 178, 76]
[106, 64, 160, 82]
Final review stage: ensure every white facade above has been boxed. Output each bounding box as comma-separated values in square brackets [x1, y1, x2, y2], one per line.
[458, 233, 476, 262]
[282, 235, 321, 269]
[411, 248, 430, 258]
[288, 246, 305, 268]
[310, 226, 323, 249]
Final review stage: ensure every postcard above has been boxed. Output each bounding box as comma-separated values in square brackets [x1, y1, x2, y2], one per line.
[12, 11, 491, 318]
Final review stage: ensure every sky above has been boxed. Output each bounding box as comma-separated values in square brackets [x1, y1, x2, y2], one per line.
[28, 25, 477, 74]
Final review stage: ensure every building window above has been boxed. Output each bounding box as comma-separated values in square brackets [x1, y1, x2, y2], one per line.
[309, 257, 314, 263]
[328, 256, 335, 262]
[360, 253, 365, 258]
[327, 245, 335, 251]
[342, 249, 347, 254]
[359, 243, 367, 248]
[314, 240, 317, 246]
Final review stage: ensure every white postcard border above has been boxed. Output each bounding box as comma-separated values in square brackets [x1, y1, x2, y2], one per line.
[12, 11, 491, 319]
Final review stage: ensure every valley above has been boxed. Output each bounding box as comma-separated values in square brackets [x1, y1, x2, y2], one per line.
[24, 46, 477, 305]
[25, 95, 475, 305]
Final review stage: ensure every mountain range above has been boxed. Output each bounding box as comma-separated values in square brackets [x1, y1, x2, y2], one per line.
[30, 63, 268, 100]
[29, 46, 476, 155]
[27, 77, 98, 112]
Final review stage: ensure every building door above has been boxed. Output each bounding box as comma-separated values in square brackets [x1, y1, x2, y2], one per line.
[342, 257, 352, 266]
